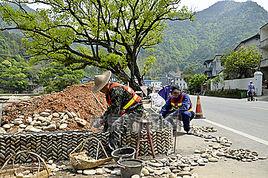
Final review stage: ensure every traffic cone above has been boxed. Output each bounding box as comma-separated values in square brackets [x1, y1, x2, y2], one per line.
[194, 95, 206, 119]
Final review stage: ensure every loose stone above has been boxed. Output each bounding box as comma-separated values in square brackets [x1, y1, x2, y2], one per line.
[96, 168, 105, 174]
[169, 173, 177, 178]
[59, 123, 68, 129]
[3, 124, 11, 129]
[141, 168, 150, 176]
[83, 169, 96, 175]
[208, 157, 218, 162]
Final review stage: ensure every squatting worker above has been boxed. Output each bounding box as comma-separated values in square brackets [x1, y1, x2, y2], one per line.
[160, 85, 195, 134]
[92, 70, 144, 150]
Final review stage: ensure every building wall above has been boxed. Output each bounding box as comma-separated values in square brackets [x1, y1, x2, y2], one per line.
[260, 24, 268, 69]
[210, 72, 263, 96]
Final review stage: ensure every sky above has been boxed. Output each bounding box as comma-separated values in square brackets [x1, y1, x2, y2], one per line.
[28, 0, 268, 12]
[180, 0, 268, 12]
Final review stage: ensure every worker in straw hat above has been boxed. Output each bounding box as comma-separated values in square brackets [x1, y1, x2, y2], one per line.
[92, 70, 144, 150]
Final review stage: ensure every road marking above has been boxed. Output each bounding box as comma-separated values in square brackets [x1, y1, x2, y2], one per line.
[204, 119, 268, 146]
[252, 107, 268, 111]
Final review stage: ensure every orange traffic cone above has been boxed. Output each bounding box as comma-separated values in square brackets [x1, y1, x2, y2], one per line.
[194, 95, 206, 119]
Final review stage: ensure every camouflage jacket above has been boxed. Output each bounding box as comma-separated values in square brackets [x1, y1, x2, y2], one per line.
[102, 85, 144, 120]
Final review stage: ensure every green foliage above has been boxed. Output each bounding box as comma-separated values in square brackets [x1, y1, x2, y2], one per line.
[221, 46, 261, 79]
[205, 89, 247, 99]
[141, 56, 156, 77]
[188, 74, 207, 93]
[38, 62, 85, 93]
[0, 56, 30, 92]
[0, 0, 193, 88]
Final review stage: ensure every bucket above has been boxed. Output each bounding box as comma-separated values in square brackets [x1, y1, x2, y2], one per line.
[117, 159, 143, 178]
[111, 147, 136, 162]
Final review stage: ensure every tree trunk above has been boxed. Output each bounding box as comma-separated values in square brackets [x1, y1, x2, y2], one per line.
[110, 64, 141, 91]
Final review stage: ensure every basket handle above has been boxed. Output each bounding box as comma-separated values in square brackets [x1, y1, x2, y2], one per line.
[0, 150, 50, 176]
[70, 137, 109, 158]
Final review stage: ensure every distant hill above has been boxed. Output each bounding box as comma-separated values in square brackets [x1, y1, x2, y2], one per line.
[144, 0, 268, 78]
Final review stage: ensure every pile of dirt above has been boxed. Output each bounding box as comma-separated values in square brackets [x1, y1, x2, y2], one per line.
[1, 83, 107, 132]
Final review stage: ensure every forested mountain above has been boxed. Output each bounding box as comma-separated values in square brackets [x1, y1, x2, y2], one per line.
[144, 1, 268, 78]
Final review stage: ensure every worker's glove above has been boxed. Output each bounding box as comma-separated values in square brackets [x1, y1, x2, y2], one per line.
[92, 117, 104, 128]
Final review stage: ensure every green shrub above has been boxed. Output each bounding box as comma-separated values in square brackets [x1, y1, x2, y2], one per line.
[205, 89, 247, 99]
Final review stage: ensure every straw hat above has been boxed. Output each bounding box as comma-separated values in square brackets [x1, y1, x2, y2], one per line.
[92, 71, 112, 92]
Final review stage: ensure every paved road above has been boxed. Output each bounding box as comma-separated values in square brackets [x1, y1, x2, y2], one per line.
[191, 96, 268, 141]
[188, 96, 268, 178]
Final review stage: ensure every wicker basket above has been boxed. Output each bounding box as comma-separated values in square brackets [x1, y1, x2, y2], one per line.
[69, 137, 112, 170]
[0, 151, 50, 178]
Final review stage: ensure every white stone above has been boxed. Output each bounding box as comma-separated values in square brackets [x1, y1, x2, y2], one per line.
[25, 125, 42, 132]
[183, 167, 191, 171]
[169, 173, 177, 178]
[177, 171, 191, 176]
[201, 153, 208, 158]
[48, 160, 53, 164]
[148, 162, 163, 167]
[63, 114, 69, 120]
[26, 117, 33, 124]
[40, 112, 50, 117]
[76, 170, 83, 174]
[208, 157, 218, 162]
[183, 175, 191, 178]
[146, 166, 154, 173]
[258, 156, 267, 160]
[43, 124, 57, 131]
[141, 168, 150, 176]
[216, 151, 225, 156]
[83, 169, 96, 175]
[30, 120, 36, 125]
[111, 169, 121, 176]
[75, 118, 88, 126]
[3, 124, 11, 129]
[154, 169, 164, 175]
[47, 115, 53, 121]
[103, 168, 111, 173]
[96, 168, 105, 175]
[33, 113, 39, 118]
[213, 144, 221, 149]
[52, 113, 60, 118]
[190, 162, 198, 166]
[197, 159, 205, 166]
[66, 111, 73, 118]
[194, 149, 201, 154]
[59, 123, 68, 129]
[0, 128, 7, 134]
[37, 116, 47, 122]
[164, 167, 171, 174]
[19, 124, 27, 128]
[202, 158, 208, 163]
[71, 112, 77, 118]
[131, 175, 140, 178]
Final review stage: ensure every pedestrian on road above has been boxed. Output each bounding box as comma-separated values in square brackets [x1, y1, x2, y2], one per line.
[247, 80, 255, 101]
[160, 85, 195, 134]
[92, 70, 144, 150]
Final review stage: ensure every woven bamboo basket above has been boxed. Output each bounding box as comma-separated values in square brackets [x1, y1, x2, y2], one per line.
[0, 151, 50, 178]
[69, 137, 112, 170]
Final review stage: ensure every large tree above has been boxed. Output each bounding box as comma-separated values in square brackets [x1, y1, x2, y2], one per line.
[0, 0, 193, 90]
[221, 46, 261, 79]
